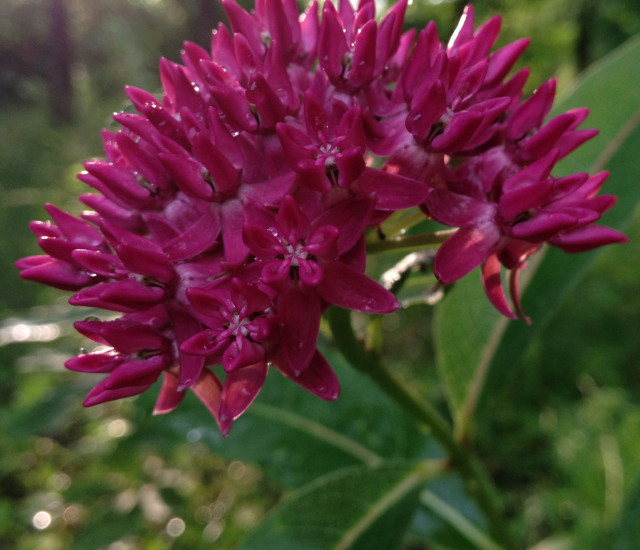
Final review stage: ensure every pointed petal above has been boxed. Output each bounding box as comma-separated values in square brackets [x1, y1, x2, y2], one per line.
[348, 19, 377, 88]
[168, 301, 208, 390]
[276, 349, 340, 401]
[72, 250, 127, 279]
[221, 199, 249, 266]
[434, 225, 500, 284]
[508, 263, 531, 324]
[356, 167, 431, 210]
[83, 379, 153, 407]
[70, 279, 165, 311]
[193, 133, 241, 194]
[312, 196, 373, 254]
[549, 225, 628, 253]
[18, 257, 93, 291]
[318, 261, 399, 313]
[219, 362, 268, 423]
[164, 208, 220, 261]
[509, 211, 577, 241]
[318, 1, 349, 81]
[191, 369, 230, 434]
[278, 289, 320, 375]
[153, 372, 186, 415]
[426, 188, 496, 228]
[481, 253, 516, 319]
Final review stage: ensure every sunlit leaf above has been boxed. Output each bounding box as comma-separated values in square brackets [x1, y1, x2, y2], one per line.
[236, 463, 427, 550]
[141, 340, 430, 487]
[612, 477, 640, 550]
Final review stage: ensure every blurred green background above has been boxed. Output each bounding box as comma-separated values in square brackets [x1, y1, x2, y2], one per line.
[1, 0, 640, 548]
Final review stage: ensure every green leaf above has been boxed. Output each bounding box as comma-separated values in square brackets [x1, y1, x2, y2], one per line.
[433, 273, 504, 432]
[433, 35, 640, 431]
[612, 477, 640, 550]
[236, 463, 430, 550]
[410, 474, 493, 550]
[140, 339, 429, 487]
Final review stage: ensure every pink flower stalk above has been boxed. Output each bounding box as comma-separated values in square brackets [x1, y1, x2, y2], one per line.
[17, 0, 625, 432]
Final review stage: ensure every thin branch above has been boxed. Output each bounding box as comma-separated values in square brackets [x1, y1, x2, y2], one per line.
[327, 307, 518, 549]
[367, 230, 456, 254]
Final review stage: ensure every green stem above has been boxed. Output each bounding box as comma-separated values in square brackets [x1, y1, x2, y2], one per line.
[327, 307, 517, 550]
[366, 230, 456, 255]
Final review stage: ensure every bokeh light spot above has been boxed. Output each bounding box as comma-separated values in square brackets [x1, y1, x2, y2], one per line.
[32, 511, 52, 530]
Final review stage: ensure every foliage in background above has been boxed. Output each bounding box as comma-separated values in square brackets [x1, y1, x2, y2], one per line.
[1, 0, 640, 548]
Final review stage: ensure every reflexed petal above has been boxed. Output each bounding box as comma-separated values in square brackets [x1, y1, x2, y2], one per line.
[434, 225, 500, 284]
[191, 369, 228, 433]
[168, 301, 208, 390]
[426, 188, 496, 228]
[153, 372, 186, 415]
[508, 263, 531, 324]
[318, 261, 399, 313]
[277, 349, 340, 401]
[481, 253, 516, 319]
[279, 288, 320, 375]
[219, 362, 268, 423]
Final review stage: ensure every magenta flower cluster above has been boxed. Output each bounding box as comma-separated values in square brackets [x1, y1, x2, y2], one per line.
[17, 0, 625, 434]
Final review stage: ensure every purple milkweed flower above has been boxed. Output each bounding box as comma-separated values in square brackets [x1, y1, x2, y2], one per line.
[426, 151, 625, 320]
[16, 0, 625, 432]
